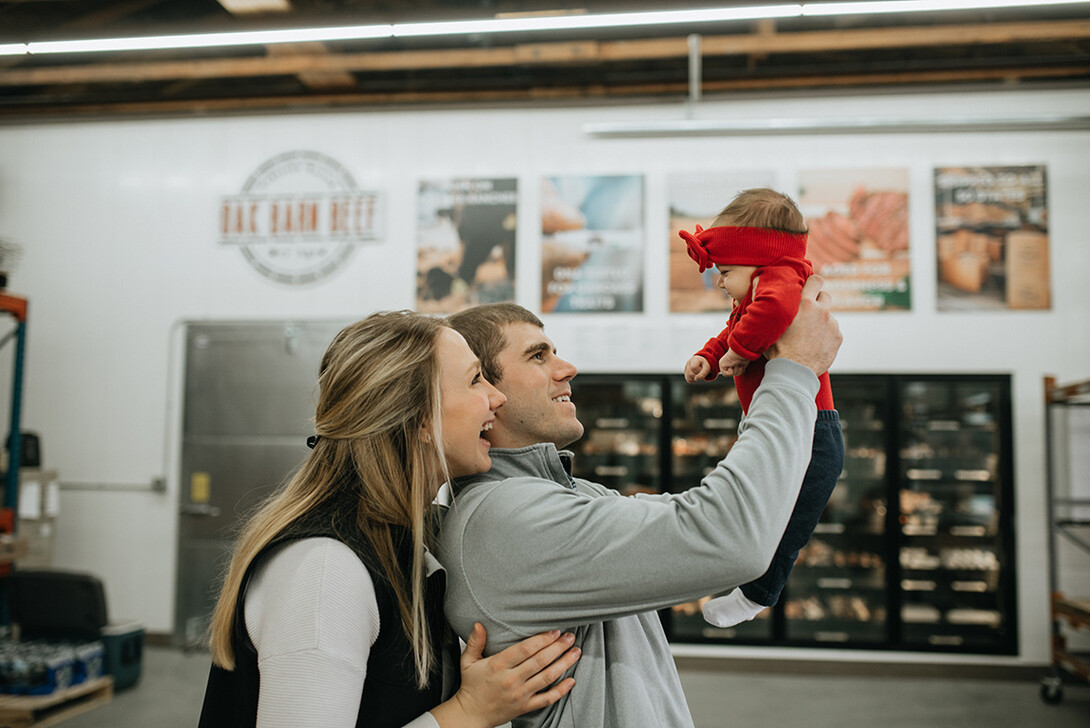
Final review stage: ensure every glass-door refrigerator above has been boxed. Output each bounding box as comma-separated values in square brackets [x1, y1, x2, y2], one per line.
[567, 375, 669, 497]
[895, 376, 1017, 653]
[666, 377, 771, 642]
[565, 372, 1016, 655]
[783, 376, 892, 646]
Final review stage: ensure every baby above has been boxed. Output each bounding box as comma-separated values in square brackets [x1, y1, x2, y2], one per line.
[681, 188, 844, 627]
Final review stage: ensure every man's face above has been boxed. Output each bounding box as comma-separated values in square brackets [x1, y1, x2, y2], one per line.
[486, 322, 584, 450]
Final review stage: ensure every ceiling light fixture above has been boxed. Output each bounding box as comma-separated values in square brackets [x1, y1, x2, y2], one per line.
[216, 0, 292, 13]
[0, 0, 1086, 57]
[583, 114, 1090, 136]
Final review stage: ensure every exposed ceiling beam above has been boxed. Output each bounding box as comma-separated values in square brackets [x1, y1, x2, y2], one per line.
[266, 42, 359, 91]
[4, 64, 1086, 120]
[2, 19, 1088, 87]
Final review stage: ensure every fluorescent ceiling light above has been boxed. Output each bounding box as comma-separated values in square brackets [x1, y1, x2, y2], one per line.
[5, 0, 1088, 56]
[392, 6, 801, 38]
[584, 114, 1090, 136]
[802, 0, 1089, 15]
[27, 26, 395, 54]
[217, 0, 292, 12]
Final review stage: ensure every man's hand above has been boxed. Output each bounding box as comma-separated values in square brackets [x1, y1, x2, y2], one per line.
[766, 275, 842, 376]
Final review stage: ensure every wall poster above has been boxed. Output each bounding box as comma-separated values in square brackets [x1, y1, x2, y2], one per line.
[415, 177, 518, 314]
[798, 168, 911, 312]
[667, 171, 776, 313]
[935, 165, 1050, 311]
[540, 174, 644, 313]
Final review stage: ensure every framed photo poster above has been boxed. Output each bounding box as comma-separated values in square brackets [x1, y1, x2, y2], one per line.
[798, 168, 911, 312]
[667, 171, 776, 313]
[540, 174, 644, 313]
[935, 165, 1049, 311]
[416, 177, 518, 314]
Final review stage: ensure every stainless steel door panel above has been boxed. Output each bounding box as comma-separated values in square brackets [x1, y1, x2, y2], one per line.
[179, 441, 307, 540]
[177, 541, 232, 649]
[184, 323, 343, 437]
[174, 320, 349, 648]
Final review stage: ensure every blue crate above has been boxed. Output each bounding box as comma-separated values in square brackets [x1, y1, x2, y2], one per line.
[72, 641, 105, 684]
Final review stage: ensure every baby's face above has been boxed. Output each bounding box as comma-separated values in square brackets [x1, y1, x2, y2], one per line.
[715, 264, 758, 303]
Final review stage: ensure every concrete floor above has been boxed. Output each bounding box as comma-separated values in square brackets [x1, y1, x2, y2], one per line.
[55, 646, 1090, 728]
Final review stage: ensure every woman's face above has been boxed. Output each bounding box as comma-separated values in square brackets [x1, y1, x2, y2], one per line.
[436, 327, 506, 479]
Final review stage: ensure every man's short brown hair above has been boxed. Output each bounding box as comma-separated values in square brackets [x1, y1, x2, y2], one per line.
[447, 303, 544, 384]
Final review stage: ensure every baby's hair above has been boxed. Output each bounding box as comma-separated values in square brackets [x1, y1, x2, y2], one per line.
[713, 188, 808, 234]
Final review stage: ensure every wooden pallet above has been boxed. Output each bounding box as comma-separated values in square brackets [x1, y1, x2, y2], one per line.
[0, 676, 113, 728]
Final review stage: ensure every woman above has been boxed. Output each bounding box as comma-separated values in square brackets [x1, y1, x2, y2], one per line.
[198, 311, 580, 728]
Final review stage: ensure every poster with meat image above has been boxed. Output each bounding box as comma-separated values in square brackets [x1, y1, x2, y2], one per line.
[934, 165, 1049, 311]
[798, 168, 911, 312]
[668, 171, 776, 312]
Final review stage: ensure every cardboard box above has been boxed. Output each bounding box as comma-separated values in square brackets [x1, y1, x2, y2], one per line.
[13, 469, 60, 569]
[1005, 229, 1050, 309]
[940, 251, 988, 293]
[16, 519, 55, 569]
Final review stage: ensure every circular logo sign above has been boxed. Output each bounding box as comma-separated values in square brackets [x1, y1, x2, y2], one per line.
[219, 150, 383, 285]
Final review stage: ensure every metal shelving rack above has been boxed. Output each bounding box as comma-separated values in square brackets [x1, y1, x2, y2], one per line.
[0, 292, 26, 516]
[1041, 375, 1090, 705]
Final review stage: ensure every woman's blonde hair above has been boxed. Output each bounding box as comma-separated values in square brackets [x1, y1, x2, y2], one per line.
[208, 311, 451, 688]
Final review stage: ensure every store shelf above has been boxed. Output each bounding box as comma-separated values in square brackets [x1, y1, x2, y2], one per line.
[1053, 596, 1090, 629]
[0, 534, 27, 565]
[0, 292, 27, 514]
[1040, 376, 1090, 705]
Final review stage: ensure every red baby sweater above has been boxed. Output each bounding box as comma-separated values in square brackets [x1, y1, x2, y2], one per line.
[694, 256, 835, 413]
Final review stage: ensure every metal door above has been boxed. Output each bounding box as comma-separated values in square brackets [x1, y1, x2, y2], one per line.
[173, 320, 347, 648]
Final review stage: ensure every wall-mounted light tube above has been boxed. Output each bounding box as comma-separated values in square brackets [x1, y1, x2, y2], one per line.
[583, 114, 1090, 136]
[800, 0, 1086, 16]
[1, 0, 1087, 57]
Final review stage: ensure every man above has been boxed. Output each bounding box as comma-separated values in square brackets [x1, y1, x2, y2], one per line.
[438, 277, 842, 728]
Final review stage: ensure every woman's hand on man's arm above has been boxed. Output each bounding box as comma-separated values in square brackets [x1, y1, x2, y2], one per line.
[430, 623, 579, 728]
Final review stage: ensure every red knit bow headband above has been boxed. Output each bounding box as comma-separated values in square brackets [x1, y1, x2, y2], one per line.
[680, 225, 808, 273]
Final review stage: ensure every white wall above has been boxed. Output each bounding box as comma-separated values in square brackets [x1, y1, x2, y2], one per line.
[0, 86, 1087, 664]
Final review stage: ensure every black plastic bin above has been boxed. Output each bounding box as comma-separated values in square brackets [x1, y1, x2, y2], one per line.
[5, 569, 144, 691]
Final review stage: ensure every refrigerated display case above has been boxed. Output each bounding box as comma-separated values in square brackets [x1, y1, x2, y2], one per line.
[566, 375, 668, 497]
[896, 376, 1016, 653]
[566, 372, 1016, 655]
[783, 377, 892, 647]
[668, 377, 772, 642]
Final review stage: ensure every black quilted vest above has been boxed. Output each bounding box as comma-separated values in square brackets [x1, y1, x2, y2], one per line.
[197, 492, 454, 727]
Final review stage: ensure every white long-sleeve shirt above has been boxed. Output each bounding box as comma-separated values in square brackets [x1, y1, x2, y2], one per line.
[245, 538, 440, 728]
